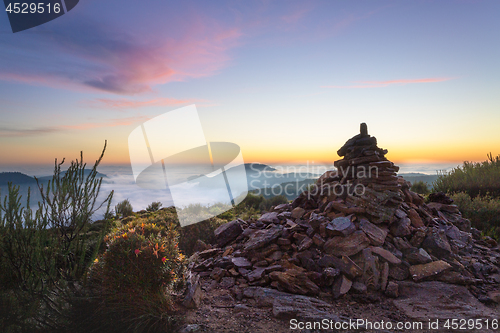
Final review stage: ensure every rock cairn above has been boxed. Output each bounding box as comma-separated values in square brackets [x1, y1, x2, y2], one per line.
[186, 124, 500, 304]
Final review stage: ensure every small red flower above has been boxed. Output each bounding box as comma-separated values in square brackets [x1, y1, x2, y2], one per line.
[134, 249, 140, 256]
[161, 257, 167, 264]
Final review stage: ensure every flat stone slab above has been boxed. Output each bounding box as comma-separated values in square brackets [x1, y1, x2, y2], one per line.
[324, 230, 370, 257]
[409, 260, 451, 281]
[244, 225, 283, 251]
[394, 281, 498, 322]
[241, 287, 341, 322]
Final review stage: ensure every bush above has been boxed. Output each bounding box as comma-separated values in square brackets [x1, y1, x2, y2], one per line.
[411, 181, 431, 195]
[0, 143, 113, 332]
[174, 193, 289, 255]
[433, 153, 500, 198]
[146, 201, 162, 212]
[258, 195, 289, 212]
[115, 199, 133, 218]
[178, 218, 226, 255]
[88, 215, 185, 332]
[239, 192, 264, 210]
[450, 192, 500, 240]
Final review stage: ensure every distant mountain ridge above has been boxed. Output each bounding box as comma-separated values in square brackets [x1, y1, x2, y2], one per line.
[244, 163, 277, 172]
[0, 172, 37, 186]
[0, 170, 108, 187]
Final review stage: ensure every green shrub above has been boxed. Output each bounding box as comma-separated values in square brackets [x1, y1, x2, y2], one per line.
[239, 192, 264, 210]
[258, 195, 289, 212]
[115, 199, 133, 218]
[411, 180, 431, 195]
[0, 143, 113, 332]
[174, 193, 289, 255]
[146, 201, 162, 212]
[178, 217, 226, 255]
[88, 215, 185, 332]
[450, 192, 500, 240]
[433, 153, 500, 198]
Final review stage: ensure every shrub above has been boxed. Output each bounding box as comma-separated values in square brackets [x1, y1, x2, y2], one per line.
[178, 218, 225, 255]
[411, 180, 431, 195]
[259, 195, 289, 212]
[450, 192, 500, 240]
[88, 215, 185, 332]
[239, 192, 264, 210]
[115, 199, 133, 218]
[174, 193, 289, 255]
[146, 201, 162, 212]
[0, 143, 113, 332]
[433, 153, 500, 198]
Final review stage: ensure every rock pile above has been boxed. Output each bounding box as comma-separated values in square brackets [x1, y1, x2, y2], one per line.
[186, 124, 500, 305]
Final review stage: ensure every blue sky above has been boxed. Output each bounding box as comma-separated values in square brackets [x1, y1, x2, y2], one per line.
[0, 0, 499, 167]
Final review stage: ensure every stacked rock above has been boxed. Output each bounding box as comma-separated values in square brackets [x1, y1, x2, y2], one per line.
[186, 124, 500, 305]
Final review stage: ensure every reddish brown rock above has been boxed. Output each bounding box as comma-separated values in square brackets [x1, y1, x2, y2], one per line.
[259, 212, 280, 224]
[232, 256, 252, 269]
[312, 234, 325, 247]
[291, 207, 306, 219]
[326, 216, 355, 236]
[385, 281, 399, 298]
[183, 273, 202, 309]
[390, 217, 411, 237]
[214, 220, 243, 247]
[318, 255, 362, 279]
[370, 246, 402, 265]
[210, 267, 225, 281]
[408, 209, 425, 228]
[380, 262, 389, 291]
[409, 260, 452, 282]
[269, 269, 320, 295]
[422, 229, 452, 258]
[298, 236, 313, 251]
[324, 230, 370, 257]
[244, 225, 284, 251]
[332, 275, 352, 298]
[359, 218, 387, 246]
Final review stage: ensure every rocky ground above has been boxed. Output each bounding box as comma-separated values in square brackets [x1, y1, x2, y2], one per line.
[173, 124, 500, 332]
[174, 279, 498, 333]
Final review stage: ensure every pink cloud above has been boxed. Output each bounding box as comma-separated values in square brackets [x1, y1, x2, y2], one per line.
[0, 15, 242, 95]
[321, 77, 456, 89]
[0, 116, 151, 137]
[61, 116, 152, 130]
[87, 97, 202, 109]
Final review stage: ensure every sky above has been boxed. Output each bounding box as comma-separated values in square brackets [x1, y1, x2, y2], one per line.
[0, 0, 499, 170]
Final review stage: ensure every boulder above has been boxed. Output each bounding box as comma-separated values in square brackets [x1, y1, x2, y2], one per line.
[332, 274, 352, 298]
[259, 212, 280, 224]
[405, 248, 432, 265]
[215, 220, 243, 247]
[370, 246, 401, 265]
[324, 230, 370, 257]
[422, 229, 452, 258]
[394, 281, 498, 321]
[232, 256, 252, 269]
[269, 269, 320, 295]
[385, 281, 399, 298]
[326, 217, 356, 236]
[290, 207, 306, 219]
[408, 209, 425, 228]
[359, 219, 387, 246]
[409, 260, 452, 281]
[183, 273, 202, 309]
[244, 225, 283, 251]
